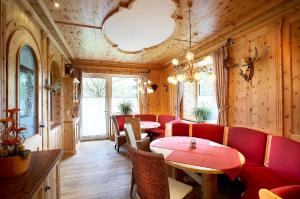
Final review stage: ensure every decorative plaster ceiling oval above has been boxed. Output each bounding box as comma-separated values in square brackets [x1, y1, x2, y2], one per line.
[102, 0, 177, 54]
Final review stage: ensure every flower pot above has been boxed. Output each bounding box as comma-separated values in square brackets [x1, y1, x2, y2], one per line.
[0, 152, 31, 178]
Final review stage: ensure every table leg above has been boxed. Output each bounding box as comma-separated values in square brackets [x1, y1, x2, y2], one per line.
[166, 164, 176, 178]
[201, 174, 217, 199]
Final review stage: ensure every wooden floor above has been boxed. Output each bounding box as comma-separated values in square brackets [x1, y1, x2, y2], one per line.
[60, 140, 243, 199]
[61, 140, 131, 199]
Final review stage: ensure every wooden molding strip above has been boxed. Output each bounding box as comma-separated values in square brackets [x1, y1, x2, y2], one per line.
[55, 20, 102, 30]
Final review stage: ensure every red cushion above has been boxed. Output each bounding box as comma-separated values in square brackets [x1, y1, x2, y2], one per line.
[172, 122, 189, 137]
[239, 166, 289, 189]
[148, 128, 165, 137]
[157, 115, 179, 129]
[114, 115, 133, 131]
[271, 185, 300, 199]
[228, 127, 267, 164]
[268, 136, 300, 184]
[242, 159, 264, 171]
[134, 114, 156, 122]
[241, 187, 260, 199]
[191, 123, 224, 144]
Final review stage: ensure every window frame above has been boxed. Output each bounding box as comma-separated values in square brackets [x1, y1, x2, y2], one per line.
[17, 45, 38, 138]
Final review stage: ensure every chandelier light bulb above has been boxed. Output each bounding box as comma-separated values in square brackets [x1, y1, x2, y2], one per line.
[208, 73, 216, 80]
[167, 76, 178, 85]
[147, 80, 151, 84]
[172, 59, 179, 66]
[143, 82, 147, 86]
[54, 2, 60, 8]
[194, 72, 201, 81]
[176, 74, 187, 82]
[185, 51, 194, 61]
[147, 88, 154, 93]
[137, 79, 142, 84]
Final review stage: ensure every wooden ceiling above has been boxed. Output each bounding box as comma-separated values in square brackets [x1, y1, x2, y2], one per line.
[44, 0, 287, 68]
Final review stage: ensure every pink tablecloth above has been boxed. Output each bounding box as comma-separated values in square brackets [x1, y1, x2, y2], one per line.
[151, 137, 243, 180]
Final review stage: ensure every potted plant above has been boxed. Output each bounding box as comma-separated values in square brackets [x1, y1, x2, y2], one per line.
[0, 108, 31, 178]
[193, 107, 212, 123]
[118, 101, 133, 115]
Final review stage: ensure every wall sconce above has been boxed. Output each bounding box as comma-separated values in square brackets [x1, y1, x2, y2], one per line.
[65, 64, 74, 76]
[147, 84, 158, 94]
[239, 47, 258, 81]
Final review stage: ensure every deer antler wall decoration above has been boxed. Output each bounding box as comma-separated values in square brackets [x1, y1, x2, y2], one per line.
[239, 47, 258, 81]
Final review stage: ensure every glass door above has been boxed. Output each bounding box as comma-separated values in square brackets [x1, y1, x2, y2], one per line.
[80, 76, 108, 140]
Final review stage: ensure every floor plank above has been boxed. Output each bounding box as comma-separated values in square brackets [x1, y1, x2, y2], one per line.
[61, 140, 131, 199]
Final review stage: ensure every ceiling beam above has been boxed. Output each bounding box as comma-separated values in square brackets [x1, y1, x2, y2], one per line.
[55, 20, 102, 30]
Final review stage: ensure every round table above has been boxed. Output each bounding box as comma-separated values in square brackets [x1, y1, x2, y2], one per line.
[140, 121, 160, 129]
[150, 136, 245, 199]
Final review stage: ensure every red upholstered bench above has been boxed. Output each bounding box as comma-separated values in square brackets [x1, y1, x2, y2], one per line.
[192, 123, 224, 144]
[148, 115, 179, 138]
[235, 133, 300, 199]
[228, 127, 268, 170]
[134, 114, 156, 122]
[172, 122, 190, 137]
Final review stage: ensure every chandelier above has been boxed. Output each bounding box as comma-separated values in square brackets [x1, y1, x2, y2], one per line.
[167, 0, 215, 84]
[137, 76, 154, 94]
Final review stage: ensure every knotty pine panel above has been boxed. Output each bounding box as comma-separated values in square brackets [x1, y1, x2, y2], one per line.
[228, 18, 283, 135]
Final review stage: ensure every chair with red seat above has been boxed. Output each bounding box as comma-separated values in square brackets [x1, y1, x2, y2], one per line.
[148, 115, 179, 138]
[191, 123, 224, 144]
[172, 122, 190, 137]
[259, 185, 300, 199]
[112, 115, 133, 153]
[134, 114, 156, 122]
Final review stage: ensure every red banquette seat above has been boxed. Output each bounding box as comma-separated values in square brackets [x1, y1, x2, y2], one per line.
[134, 114, 156, 122]
[148, 115, 179, 138]
[192, 123, 224, 144]
[172, 122, 189, 137]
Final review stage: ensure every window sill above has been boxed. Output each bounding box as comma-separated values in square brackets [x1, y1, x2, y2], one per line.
[182, 118, 218, 124]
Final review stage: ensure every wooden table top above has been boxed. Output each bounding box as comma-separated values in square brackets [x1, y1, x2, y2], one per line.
[0, 149, 63, 199]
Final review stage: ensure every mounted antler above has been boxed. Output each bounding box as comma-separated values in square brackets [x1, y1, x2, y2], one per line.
[239, 47, 259, 82]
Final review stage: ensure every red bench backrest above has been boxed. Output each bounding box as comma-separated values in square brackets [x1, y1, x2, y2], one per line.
[192, 123, 224, 144]
[134, 114, 157, 122]
[268, 136, 300, 184]
[172, 122, 190, 137]
[228, 127, 267, 164]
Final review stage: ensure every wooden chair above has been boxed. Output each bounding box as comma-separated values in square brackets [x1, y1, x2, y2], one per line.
[112, 115, 128, 153]
[127, 144, 193, 199]
[125, 117, 150, 196]
[125, 117, 149, 151]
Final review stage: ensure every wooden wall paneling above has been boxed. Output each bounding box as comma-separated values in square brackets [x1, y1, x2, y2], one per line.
[0, 0, 5, 116]
[227, 17, 283, 135]
[282, 10, 300, 138]
[148, 70, 162, 114]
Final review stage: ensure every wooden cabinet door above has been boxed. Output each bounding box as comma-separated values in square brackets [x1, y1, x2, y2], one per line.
[44, 164, 58, 199]
[32, 182, 45, 199]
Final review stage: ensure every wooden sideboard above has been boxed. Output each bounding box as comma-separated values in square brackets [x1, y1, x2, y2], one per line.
[0, 150, 63, 199]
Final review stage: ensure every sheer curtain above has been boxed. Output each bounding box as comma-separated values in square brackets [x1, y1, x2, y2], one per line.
[175, 82, 184, 117]
[213, 47, 229, 126]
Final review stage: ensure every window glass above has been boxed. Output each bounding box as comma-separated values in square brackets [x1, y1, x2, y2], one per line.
[83, 78, 106, 98]
[111, 77, 139, 113]
[19, 46, 36, 137]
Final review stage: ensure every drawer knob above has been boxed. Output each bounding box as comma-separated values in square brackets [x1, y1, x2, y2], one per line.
[45, 186, 51, 192]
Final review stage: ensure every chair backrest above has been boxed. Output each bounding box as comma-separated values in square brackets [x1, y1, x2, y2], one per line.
[192, 123, 224, 144]
[172, 122, 190, 137]
[227, 127, 267, 164]
[125, 122, 138, 149]
[134, 114, 157, 122]
[127, 144, 170, 199]
[268, 136, 300, 184]
[113, 115, 133, 132]
[125, 117, 142, 140]
[157, 115, 178, 129]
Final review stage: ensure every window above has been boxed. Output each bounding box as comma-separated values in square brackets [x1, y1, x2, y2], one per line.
[111, 76, 139, 114]
[18, 45, 37, 138]
[182, 55, 217, 122]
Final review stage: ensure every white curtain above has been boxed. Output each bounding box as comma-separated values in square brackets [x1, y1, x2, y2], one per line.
[213, 47, 229, 126]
